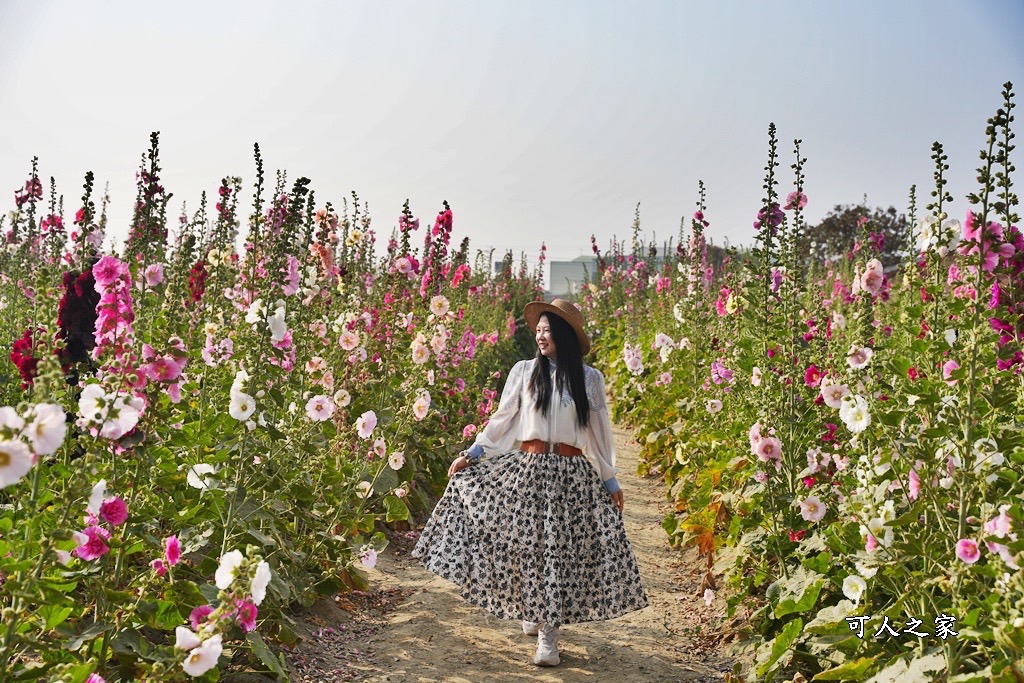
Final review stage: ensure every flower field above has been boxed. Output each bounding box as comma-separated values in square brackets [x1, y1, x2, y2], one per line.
[581, 83, 1022, 681]
[0, 136, 542, 681]
[1, 79, 1021, 683]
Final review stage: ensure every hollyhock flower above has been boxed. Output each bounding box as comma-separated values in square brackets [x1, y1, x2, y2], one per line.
[411, 342, 430, 365]
[151, 558, 167, 577]
[229, 392, 256, 421]
[189, 605, 214, 630]
[846, 345, 873, 370]
[657, 371, 673, 386]
[984, 505, 1013, 539]
[86, 674, 105, 683]
[187, 463, 216, 490]
[235, 598, 258, 632]
[755, 436, 782, 465]
[333, 389, 352, 409]
[784, 191, 808, 210]
[100, 497, 128, 526]
[0, 440, 33, 488]
[908, 466, 921, 501]
[356, 480, 373, 498]
[249, 560, 272, 606]
[788, 529, 806, 542]
[839, 395, 871, 433]
[626, 354, 643, 374]
[799, 497, 826, 523]
[143, 263, 165, 288]
[943, 360, 960, 384]
[842, 575, 867, 604]
[706, 399, 722, 413]
[388, 451, 406, 470]
[355, 411, 378, 439]
[371, 438, 387, 459]
[413, 391, 431, 421]
[23, 403, 68, 456]
[430, 295, 450, 317]
[305, 395, 335, 422]
[860, 260, 883, 295]
[181, 634, 223, 677]
[955, 539, 980, 564]
[748, 421, 763, 449]
[462, 424, 478, 439]
[165, 535, 181, 566]
[339, 330, 359, 351]
[820, 379, 850, 409]
[803, 364, 823, 388]
[215, 549, 245, 590]
[73, 524, 111, 561]
[175, 626, 202, 651]
[751, 367, 762, 386]
[0, 406, 24, 432]
[359, 546, 378, 571]
[710, 361, 733, 384]
[92, 256, 124, 291]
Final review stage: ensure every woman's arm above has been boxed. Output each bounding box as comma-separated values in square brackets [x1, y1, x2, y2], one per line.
[584, 367, 620, 494]
[464, 359, 528, 461]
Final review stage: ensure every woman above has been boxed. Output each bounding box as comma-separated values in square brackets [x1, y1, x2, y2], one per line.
[412, 298, 649, 667]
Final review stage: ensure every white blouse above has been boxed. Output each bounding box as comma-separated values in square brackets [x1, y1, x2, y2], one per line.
[470, 358, 619, 486]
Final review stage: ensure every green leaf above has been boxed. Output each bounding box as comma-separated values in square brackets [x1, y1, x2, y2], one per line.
[38, 604, 73, 630]
[864, 652, 946, 683]
[756, 617, 802, 677]
[662, 513, 678, 536]
[246, 631, 289, 677]
[383, 495, 410, 522]
[774, 579, 823, 618]
[812, 657, 877, 681]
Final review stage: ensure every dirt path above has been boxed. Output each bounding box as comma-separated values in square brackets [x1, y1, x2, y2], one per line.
[287, 425, 733, 682]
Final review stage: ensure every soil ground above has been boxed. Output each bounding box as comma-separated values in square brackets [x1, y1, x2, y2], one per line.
[285, 424, 736, 683]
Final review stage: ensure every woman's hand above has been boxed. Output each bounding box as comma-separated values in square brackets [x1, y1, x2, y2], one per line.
[610, 490, 624, 513]
[448, 454, 472, 478]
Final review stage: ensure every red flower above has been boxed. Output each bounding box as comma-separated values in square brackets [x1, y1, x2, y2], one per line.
[10, 327, 45, 388]
[788, 529, 806, 542]
[821, 423, 838, 443]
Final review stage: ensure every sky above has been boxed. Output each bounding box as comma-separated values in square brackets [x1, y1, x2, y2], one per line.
[1, 0, 1023, 269]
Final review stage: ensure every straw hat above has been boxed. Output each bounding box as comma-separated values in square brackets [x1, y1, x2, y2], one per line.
[524, 298, 591, 356]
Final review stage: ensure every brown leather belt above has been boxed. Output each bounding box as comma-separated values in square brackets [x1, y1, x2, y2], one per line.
[519, 439, 583, 457]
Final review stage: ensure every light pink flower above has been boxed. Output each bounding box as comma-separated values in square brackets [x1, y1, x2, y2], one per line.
[143, 263, 165, 287]
[865, 534, 878, 553]
[955, 538, 980, 564]
[755, 436, 782, 464]
[462, 424, 477, 439]
[305, 395, 336, 422]
[908, 465, 921, 501]
[820, 379, 850, 409]
[799, 496, 826, 523]
[359, 546, 378, 571]
[355, 411, 377, 439]
[943, 360, 960, 384]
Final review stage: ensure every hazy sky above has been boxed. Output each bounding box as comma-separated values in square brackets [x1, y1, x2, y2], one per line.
[2, 0, 1023, 266]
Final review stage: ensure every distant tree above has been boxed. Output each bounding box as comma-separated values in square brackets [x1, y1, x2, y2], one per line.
[799, 203, 909, 268]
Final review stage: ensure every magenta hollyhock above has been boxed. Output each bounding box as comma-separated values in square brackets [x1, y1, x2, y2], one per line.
[190, 605, 215, 630]
[234, 598, 258, 633]
[803, 364, 823, 387]
[73, 525, 111, 561]
[99, 497, 128, 526]
[165, 535, 182, 566]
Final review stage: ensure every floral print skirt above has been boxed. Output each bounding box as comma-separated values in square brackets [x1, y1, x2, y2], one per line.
[411, 449, 649, 628]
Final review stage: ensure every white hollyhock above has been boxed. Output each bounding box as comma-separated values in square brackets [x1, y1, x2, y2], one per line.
[251, 561, 272, 606]
[0, 406, 25, 432]
[229, 392, 256, 421]
[181, 633, 222, 676]
[186, 464, 216, 490]
[839, 395, 871, 433]
[175, 626, 202, 651]
[0, 440, 33, 488]
[87, 479, 107, 515]
[215, 550, 244, 590]
[842, 575, 867, 604]
[267, 301, 287, 343]
[78, 384, 108, 423]
[24, 403, 68, 455]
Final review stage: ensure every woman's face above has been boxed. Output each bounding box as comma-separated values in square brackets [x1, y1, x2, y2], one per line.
[536, 314, 557, 360]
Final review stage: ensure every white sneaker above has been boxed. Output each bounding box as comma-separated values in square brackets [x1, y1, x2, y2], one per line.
[533, 623, 560, 666]
[522, 620, 540, 636]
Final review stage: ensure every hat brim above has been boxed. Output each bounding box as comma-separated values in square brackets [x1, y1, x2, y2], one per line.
[524, 301, 591, 356]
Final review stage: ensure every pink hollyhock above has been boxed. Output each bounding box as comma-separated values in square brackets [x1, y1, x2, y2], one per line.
[943, 360, 960, 384]
[784, 191, 808, 211]
[235, 598, 258, 633]
[865, 534, 878, 553]
[151, 558, 167, 577]
[190, 604, 215, 630]
[955, 538, 980, 564]
[91, 256, 124, 291]
[99, 497, 128, 526]
[462, 424, 477, 439]
[755, 436, 782, 465]
[803, 364, 823, 387]
[73, 525, 111, 561]
[143, 263, 165, 288]
[165, 535, 181, 566]
[908, 466, 921, 501]
[86, 675, 106, 683]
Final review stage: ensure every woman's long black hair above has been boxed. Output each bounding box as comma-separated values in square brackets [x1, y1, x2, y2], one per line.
[528, 312, 590, 428]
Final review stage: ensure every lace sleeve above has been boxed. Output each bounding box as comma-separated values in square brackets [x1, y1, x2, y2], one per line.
[472, 359, 527, 455]
[584, 367, 618, 482]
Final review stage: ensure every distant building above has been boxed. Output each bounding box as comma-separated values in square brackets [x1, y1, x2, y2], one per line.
[547, 255, 598, 297]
